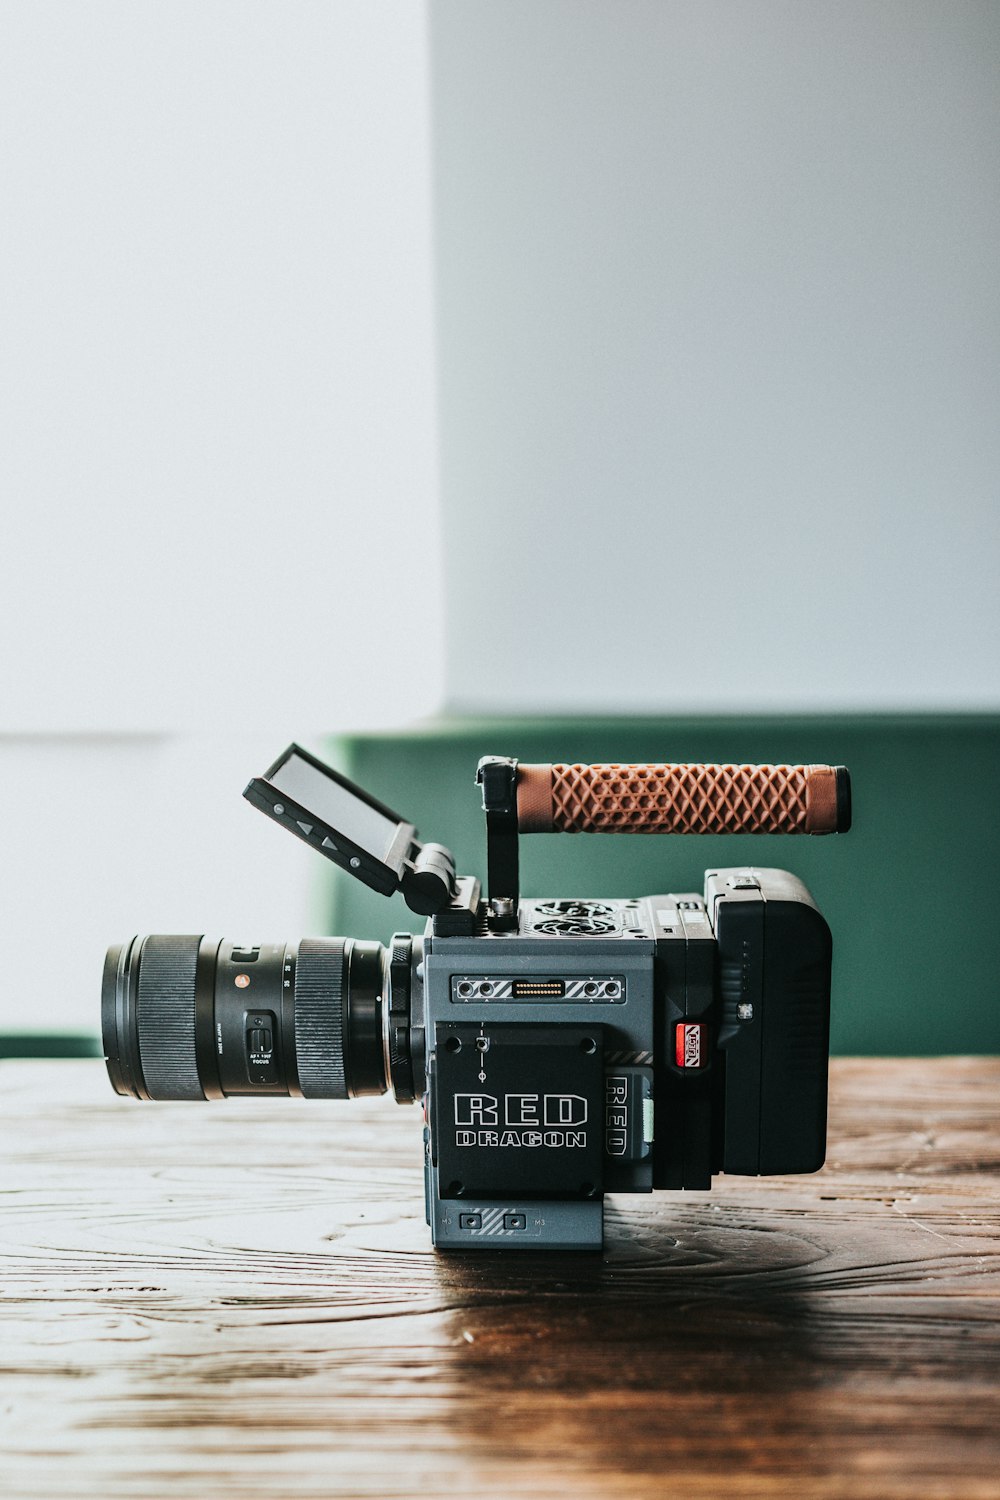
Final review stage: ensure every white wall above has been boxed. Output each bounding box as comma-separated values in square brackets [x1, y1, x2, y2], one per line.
[0, 3, 441, 1032]
[1, 1, 441, 732]
[0, 736, 320, 1033]
[431, 1, 1000, 713]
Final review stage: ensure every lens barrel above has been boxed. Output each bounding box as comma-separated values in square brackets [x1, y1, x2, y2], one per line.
[102, 935, 422, 1104]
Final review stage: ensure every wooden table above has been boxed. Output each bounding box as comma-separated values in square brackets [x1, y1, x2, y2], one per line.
[1, 1058, 998, 1499]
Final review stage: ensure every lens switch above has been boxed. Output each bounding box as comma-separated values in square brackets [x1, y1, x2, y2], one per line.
[245, 1010, 278, 1085]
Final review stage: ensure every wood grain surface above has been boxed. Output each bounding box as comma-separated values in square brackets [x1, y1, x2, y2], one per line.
[1, 1058, 998, 1500]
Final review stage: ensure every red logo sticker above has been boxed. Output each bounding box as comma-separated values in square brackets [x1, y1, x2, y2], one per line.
[675, 1022, 707, 1069]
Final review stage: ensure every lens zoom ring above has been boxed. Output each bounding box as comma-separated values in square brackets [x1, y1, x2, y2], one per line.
[136, 935, 203, 1100]
[295, 938, 349, 1099]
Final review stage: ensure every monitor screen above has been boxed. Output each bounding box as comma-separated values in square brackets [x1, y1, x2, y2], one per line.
[268, 752, 399, 862]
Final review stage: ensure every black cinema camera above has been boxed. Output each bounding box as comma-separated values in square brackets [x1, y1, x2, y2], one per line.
[102, 745, 851, 1251]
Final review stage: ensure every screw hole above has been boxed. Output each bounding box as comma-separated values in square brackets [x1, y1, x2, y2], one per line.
[580, 1037, 597, 1055]
[445, 1037, 462, 1053]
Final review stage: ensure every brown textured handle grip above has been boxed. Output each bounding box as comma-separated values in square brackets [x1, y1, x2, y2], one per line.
[516, 762, 850, 835]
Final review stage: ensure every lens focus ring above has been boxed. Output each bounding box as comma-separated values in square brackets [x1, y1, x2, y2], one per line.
[295, 938, 349, 1099]
[136, 935, 204, 1100]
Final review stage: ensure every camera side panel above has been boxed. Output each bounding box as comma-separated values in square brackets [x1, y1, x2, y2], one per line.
[422, 929, 655, 1249]
[647, 897, 719, 1192]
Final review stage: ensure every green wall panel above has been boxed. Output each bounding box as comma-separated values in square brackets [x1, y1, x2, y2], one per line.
[0, 1034, 102, 1059]
[325, 716, 1000, 1056]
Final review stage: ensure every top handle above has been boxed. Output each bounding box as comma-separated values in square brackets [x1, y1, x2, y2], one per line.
[516, 763, 851, 836]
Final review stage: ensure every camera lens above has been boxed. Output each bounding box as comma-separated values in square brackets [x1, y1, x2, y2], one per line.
[102, 935, 422, 1104]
